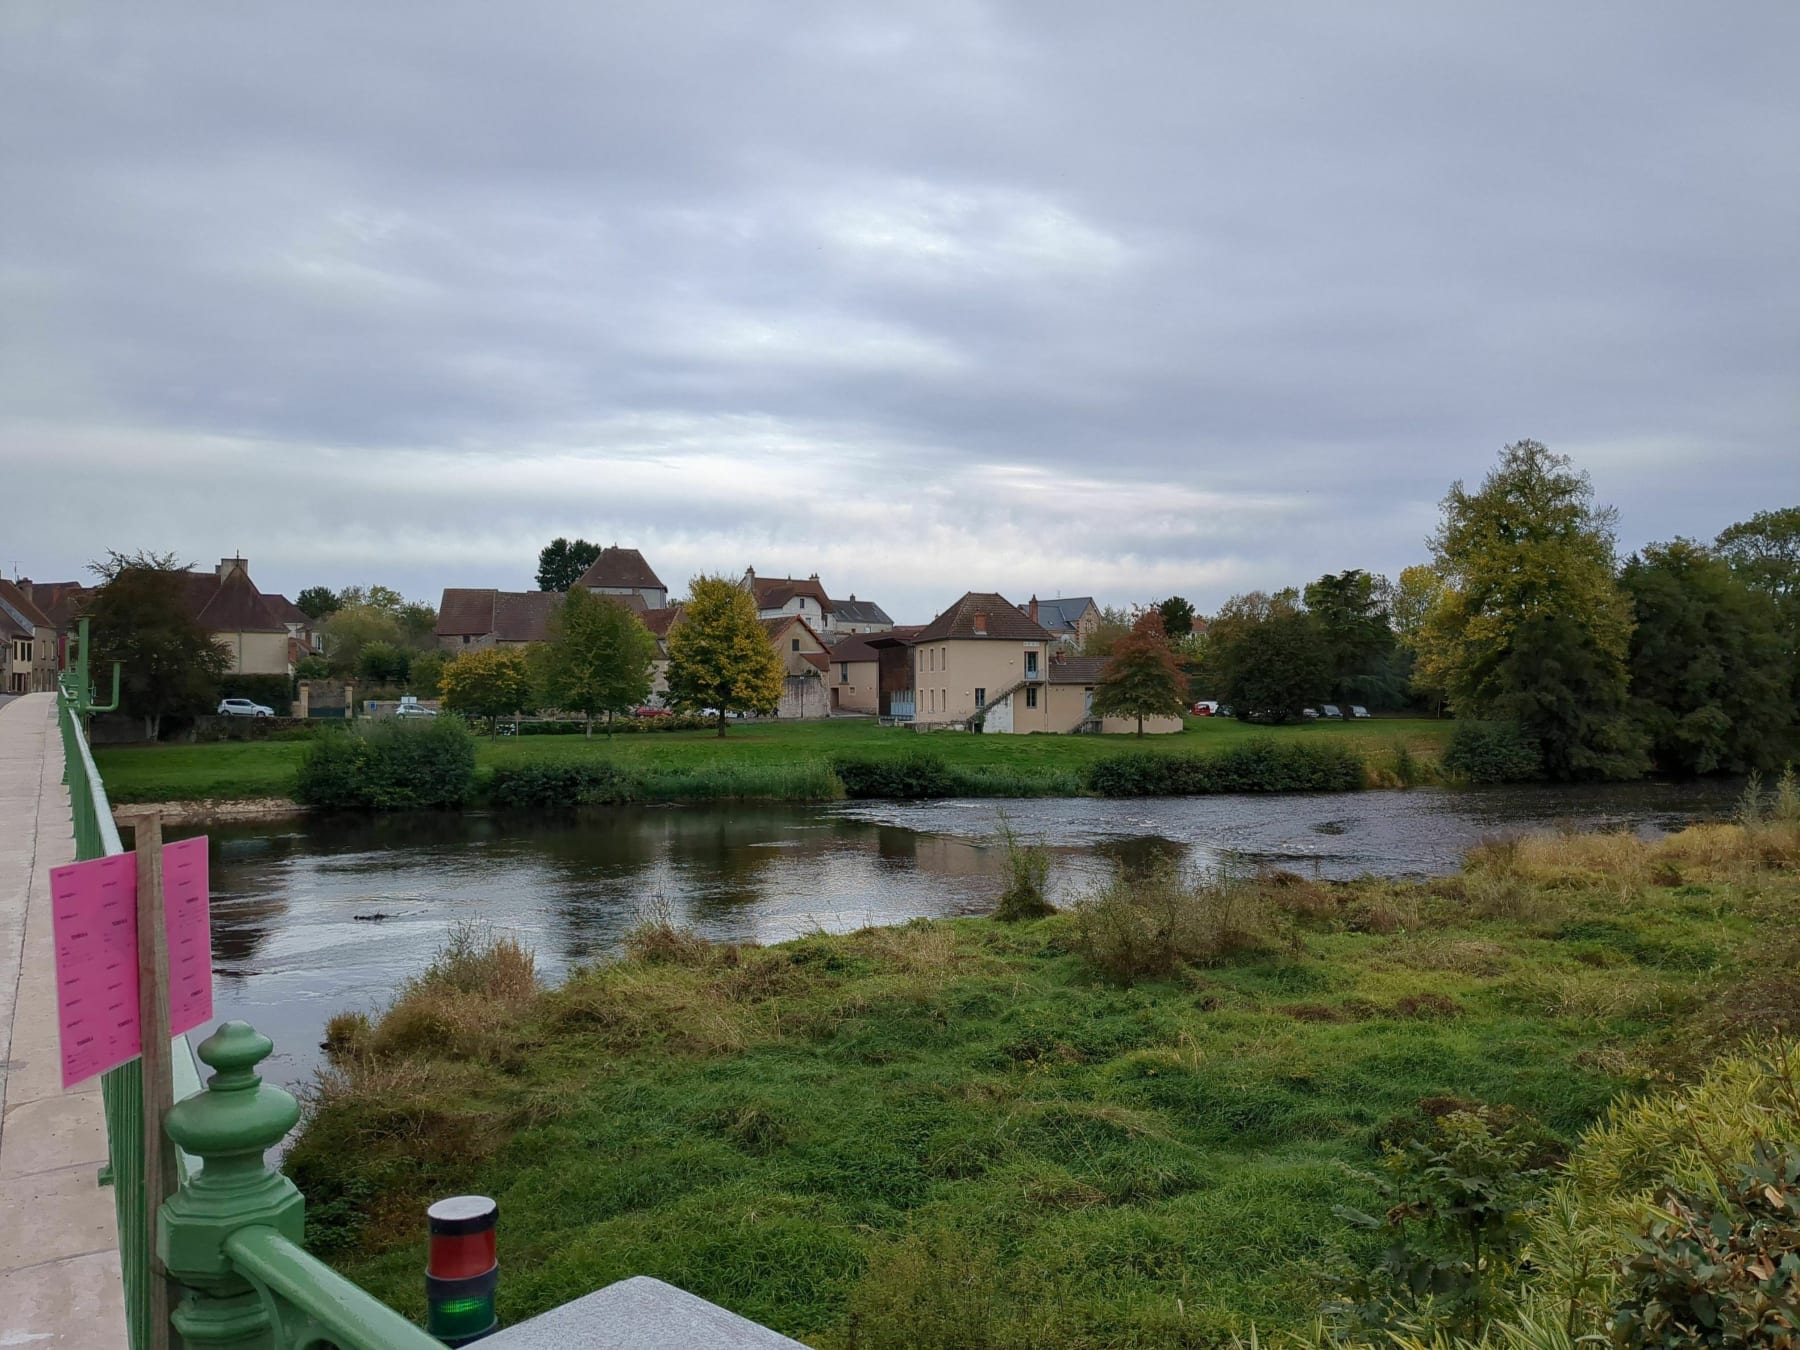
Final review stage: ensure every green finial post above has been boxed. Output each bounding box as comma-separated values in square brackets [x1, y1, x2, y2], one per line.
[158, 1022, 305, 1348]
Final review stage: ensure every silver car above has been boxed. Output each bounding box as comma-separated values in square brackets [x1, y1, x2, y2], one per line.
[217, 698, 273, 717]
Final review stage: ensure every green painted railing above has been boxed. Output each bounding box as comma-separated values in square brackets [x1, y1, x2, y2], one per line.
[59, 642, 442, 1350]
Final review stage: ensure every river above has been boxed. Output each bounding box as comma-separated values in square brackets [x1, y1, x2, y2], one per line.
[179, 779, 1741, 1088]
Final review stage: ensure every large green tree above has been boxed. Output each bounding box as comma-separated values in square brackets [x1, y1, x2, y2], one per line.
[1303, 569, 1401, 707]
[536, 537, 603, 593]
[665, 576, 784, 736]
[82, 551, 229, 740]
[1715, 506, 1800, 623]
[1422, 441, 1643, 779]
[1156, 596, 1196, 644]
[1221, 610, 1329, 723]
[1092, 612, 1190, 736]
[541, 588, 658, 735]
[1622, 539, 1794, 775]
[295, 585, 341, 620]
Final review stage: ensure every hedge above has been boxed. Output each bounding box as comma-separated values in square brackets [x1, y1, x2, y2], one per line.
[294, 717, 477, 810]
[1441, 720, 1544, 784]
[1086, 738, 1366, 796]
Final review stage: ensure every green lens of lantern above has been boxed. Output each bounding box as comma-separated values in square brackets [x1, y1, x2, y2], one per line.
[428, 1288, 496, 1341]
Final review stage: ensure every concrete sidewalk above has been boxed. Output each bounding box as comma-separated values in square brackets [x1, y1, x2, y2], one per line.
[0, 693, 127, 1347]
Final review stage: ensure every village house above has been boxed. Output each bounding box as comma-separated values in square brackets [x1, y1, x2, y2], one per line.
[577, 546, 669, 608]
[0, 580, 58, 694]
[742, 569, 893, 637]
[11, 579, 92, 670]
[1031, 595, 1102, 648]
[179, 558, 298, 676]
[434, 588, 563, 651]
[822, 633, 882, 713]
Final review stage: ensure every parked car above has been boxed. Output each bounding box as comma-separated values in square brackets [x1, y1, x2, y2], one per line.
[395, 703, 437, 718]
[1350, 705, 1372, 719]
[1302, 707, 1320, 720]
[1319, 704, 1344, 719]
[632, 705, 672, 718]
[217, 698, 273, 717]
[1216, 704, 1234, 719]
[1191, 701, 1219, 716]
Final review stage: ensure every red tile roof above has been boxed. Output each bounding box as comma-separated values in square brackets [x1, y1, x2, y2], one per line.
[800, 651, 829, 673]
[180, 567, 287, 634]
[914, 593, 1054, 643]
[18, 581, 92, 631]
[640, 605, 683, 639]
[760, 615, 827, 648]
[435, 588, 563, 643]
[575, 547, 665, 592]
[0, 579, 53, 631]
[747, 572, 832, 614]
[1046, 654, 1111, 684]
[824, 634, 883, 663]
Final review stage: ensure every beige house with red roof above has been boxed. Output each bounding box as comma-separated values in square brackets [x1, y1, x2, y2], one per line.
[0, 579, 57, 693]
[180, 558, 296, 675]
[824, 633, 882, 713]
[762, 614, 830, 678]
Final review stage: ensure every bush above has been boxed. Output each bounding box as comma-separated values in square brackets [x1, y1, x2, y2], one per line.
[1068, 861, 1277, 980]
[1086, 738, 1365, 796]
[833, 753, 957, 799]
[294, 716, 477, 810]
[486, 761, 639, 809]
[992, 812, 1053, 921]
[216, 673, 296, 715]
[1442, 720, 1544, 784]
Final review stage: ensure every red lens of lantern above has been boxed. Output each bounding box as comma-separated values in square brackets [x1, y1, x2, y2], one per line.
[427, 1196, 499, 1279]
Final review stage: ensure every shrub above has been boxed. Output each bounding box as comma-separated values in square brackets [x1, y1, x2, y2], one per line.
[1087, 738, 1366, 795]
[486, 761, 638, 809]
[1609, 1142, 1800, 1348]
[832, 753, 957, 799]
[216, 672, 296, 715]
[293, 715, 477, 810]
[1442, 720, 1544, 784]
[992, 812, 1053, 921]
[1068, 861, 1277, 980]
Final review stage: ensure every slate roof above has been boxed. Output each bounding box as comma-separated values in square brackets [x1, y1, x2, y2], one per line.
[0, 579, 53, 633]
[1046, 654, 1111, 684]
[576, 547, 665, 593]
[830, 596, 893, 626]
[1032, 596, 1098, 635]
[747, 572, 832, 614]
[913, 593, 1054, 644]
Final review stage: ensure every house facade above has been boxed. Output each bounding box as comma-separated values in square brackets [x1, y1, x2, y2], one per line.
[0, 580, 57, 694]
[577, 547, 668, 609]
[183, 559, 294, 676]
[908, 593, 1063, 732]
[743, 570, 893, 636]
[830, 597, 894, 635]
[822, 633, 881, 713]
[763, 615, 831, 677]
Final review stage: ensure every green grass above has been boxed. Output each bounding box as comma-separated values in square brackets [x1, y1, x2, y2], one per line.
[94, 716, 1453, 804]
[287, 821, 1800, 1346]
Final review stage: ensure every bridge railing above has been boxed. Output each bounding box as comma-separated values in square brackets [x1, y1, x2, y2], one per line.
[59, 656, 440, 1350]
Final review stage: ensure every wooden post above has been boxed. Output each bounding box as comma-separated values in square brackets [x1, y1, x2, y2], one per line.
[119, 806, 177, 1349]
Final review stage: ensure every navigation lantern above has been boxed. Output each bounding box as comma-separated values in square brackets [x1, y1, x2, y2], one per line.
[426, 1195, 498, 1345]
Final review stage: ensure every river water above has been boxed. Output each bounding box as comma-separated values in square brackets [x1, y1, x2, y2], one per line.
[182, 779, 1740, 1087]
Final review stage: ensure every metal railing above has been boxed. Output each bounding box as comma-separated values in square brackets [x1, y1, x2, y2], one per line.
[58, 641, 441, 1350]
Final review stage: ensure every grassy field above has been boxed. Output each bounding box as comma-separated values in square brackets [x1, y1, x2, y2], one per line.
[288, 816, 1800, 1346]
[94, 715, 1453, 803]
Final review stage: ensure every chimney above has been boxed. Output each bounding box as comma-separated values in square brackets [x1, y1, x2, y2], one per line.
[218, 556, 247, 581]
[973, 612, 988, 634]
[1028, 595, 1039, 623]
[808, 572, 819, 581]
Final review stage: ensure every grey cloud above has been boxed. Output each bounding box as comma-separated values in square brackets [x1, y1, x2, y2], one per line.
[2, 0, 1796, 620]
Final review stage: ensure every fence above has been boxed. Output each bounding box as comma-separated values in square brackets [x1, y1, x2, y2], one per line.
[59, 625, 441, 1350]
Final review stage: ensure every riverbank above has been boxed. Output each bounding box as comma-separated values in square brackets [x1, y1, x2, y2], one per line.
[290, 813, 1800, 1346]
[94, 716, 1452, 805]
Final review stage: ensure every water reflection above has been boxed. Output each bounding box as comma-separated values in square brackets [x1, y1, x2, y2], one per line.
[177, 779, 1739, 1088]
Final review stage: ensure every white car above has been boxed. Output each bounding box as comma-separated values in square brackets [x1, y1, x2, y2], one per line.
[1350, 705, 1373, 719]
[395, 702, 437, 718]
[217, 698, 273, 717]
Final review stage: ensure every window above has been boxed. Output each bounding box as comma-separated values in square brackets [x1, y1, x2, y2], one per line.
[462, 635, 471, 645]
[839, 663, 848, 683]
[1025, 686, 1039, 709]
[1025, 651, 1039, 678]
[791, 638, 800, 651]
[975, 687, 986, 707]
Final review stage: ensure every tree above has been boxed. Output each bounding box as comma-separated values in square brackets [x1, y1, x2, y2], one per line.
[664, 575, 785, 736]
[438, 647, 534, 734]
[1156, 596, 1196, 644]
[1222, 610, 1329, 722]
[1081, 604, 1138, 657]
[407, 650, 446, 698]
[541, 588, 658, 735]
[1303, 569, 1399, 706]
[1392, 563, 1451, 714]
[1621, 539, 1794, 775]
[321, 604, 407, 677]
[1715, 506, 1800, 622]
[295, 586, 341, 620]
[356, 640, 412, 686]
[1421, 441, 1643, 780]
[1092, 612, 1190, 736]
[82, 553, 229, 740]
[396, 601, 438, 648]
[536, 537, 603, 593]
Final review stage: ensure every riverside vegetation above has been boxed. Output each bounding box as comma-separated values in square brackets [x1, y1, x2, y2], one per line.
[93, 714, 1449, 806]
[289, 779, 1800, 1347]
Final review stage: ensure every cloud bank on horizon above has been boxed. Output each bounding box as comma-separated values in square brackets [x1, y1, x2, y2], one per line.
[2, 1, 1795, 622]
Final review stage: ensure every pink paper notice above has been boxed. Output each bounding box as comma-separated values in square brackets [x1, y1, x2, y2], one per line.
[49, 836, 214, 1089]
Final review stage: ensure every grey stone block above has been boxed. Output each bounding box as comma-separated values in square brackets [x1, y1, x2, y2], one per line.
[482, 1276, 810, 1349]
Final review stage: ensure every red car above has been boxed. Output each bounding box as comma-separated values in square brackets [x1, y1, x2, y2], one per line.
[632, 705, 672, 718]
[1191, 701, 1220, 716]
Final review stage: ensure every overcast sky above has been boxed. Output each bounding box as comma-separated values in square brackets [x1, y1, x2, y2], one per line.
[3, 2, 1795, 623]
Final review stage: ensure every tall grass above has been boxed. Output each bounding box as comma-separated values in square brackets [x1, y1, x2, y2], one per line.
[991, 810, 1053, 921]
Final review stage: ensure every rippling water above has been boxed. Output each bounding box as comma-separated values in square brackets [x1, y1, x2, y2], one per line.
[179, 778, 1739, 1086]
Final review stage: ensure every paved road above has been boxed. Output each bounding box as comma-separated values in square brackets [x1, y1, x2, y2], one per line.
[0, 693, 126, 1347]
